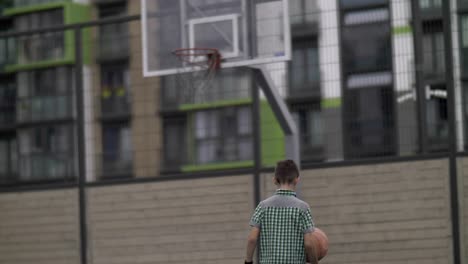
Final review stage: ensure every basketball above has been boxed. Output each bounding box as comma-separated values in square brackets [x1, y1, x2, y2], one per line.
[311, 228, 329, 261]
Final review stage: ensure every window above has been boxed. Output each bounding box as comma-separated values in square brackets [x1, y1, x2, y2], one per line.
[463, 83, 468, 150]
[426, 84, 448, 151]
[100, 64, 130, 116]
[98, 2, 128, 60]
[419, 0, 442, 9]
[0, 19, 15, 66]
[101, 123, 132, 178]
[289, 38, 320, 96]
[340, 3, 395, 159]
[15, 9, 64, 64]
[163, 116, 187, 171]
[460, 15, 468, 77]
[162, 68, 252, 107]
[422, 20, 445, 79]
[0, 78, 16, 125]
[345, 87, 396, 158]
[290, 0, 319, 26]
[291, 103, 323, 161]
[161, 105, 252, 170]
[342, 9, 391, 74]
[190, 106, 252, 165]
[0, 136, 17, 184]
[340, 0, 387, 9]
[18, 125, 74, 181]
[17, 67, 73, 122]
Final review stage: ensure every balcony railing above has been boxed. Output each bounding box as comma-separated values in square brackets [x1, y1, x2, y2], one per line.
[17, 95, 72, 123]
[16, 32, 65, 65]
[18, 153, 74, 181]
[99, 151, 133, 179]
[11, 0, 63, 8]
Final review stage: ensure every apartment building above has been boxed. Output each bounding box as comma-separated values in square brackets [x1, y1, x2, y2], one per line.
[0, 1, 468, 264]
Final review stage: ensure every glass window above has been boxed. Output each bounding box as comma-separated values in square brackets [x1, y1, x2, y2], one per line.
[100, 64, 130, 115]
[190, 106, 252, 165]
[289, 38, 320, 96]
[419, 0, 442, 9]
[0, 78, 16, 125]
[345, 87, 396, 158]
[290, 0, 319, 25]
[18, 125, 74, 181]
[98, 3, 128, 60]
[16, 9, 64, 64]
[342, 11, 391, 73]
[426, 84, 448, 151]
[17, 67, 73, 122]
[340, 0, 387, 9]
[0, 136, 17, 184]
[0, 19, 15, 66]
[291, 103, 324, 161]
[422, 20, 445, 79]
[162, 67, 252, 107]
[101, 123, 133, 178]
[163, 116, 187, 171]
[460, 15, 468, 77]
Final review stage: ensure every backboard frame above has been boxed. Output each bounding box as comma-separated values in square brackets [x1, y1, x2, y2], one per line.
[141, 0, 291, 77]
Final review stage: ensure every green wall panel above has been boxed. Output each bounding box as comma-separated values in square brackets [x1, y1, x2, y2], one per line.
[260, 100, 285, 167]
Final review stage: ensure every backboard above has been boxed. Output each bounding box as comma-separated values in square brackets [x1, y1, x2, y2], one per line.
[141, 0, 291, 77]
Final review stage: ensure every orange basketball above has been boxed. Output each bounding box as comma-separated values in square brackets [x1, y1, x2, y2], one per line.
[311, 228, 329, 261]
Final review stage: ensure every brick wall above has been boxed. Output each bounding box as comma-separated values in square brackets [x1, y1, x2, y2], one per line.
[87, 175, 253, 264]
[0, 189, 80, 264]
[262, 159, 453, 264]
[458, 158, 468, 264]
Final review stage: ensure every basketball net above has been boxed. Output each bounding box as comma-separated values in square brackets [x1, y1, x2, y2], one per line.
[172, 48, 221, 104]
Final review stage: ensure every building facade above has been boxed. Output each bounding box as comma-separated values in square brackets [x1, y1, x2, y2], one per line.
[1, 0, 468, 264]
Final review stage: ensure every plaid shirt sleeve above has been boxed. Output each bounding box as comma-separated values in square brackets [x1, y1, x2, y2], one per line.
[300, 208, 315, 233]
[249, 203, 263, 228]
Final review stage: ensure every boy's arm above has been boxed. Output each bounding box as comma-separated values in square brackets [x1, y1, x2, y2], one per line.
[304, 232, 319, 264]
[245, 227, 261, 262]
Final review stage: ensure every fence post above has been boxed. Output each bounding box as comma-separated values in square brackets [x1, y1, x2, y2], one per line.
[442, 1, 462, 264]
[74, 26, 88, 264]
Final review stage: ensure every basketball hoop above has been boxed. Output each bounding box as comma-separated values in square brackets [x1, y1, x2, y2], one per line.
[172, 48, 221, 104]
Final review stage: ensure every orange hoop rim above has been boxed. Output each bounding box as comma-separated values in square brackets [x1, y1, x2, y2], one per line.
[172, 48, 221, 69]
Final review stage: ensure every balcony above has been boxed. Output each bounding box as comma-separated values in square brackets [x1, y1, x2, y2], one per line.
[4, 2, 90, 72]
[98, 151, 133, 179]
[18, 152, 75, 182]
[16, 95, 72, 123]
[100, 92, 131, 119]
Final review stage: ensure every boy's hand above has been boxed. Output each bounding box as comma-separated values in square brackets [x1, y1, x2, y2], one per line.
[304, 232, 319, 264]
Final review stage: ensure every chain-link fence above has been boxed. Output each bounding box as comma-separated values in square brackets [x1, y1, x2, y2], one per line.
[0, 0, 466, 185]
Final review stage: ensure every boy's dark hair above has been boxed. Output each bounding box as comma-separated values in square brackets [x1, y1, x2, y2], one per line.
[274, 159, 299, 184]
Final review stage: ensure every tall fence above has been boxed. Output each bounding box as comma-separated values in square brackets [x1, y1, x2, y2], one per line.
[0, 1, 468, 264]
[0, 1, 466, 186]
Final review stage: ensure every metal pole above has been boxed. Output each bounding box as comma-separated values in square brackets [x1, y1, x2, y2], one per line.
[75, 27, 88, 264]
[251, 70, 262, 264]
[410, 0, 428, 154]
[442, 1, 461, 264]
[251, 75, 261, 207]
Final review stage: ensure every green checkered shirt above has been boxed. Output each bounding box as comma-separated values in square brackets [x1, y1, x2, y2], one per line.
[249, 190, 315, 264]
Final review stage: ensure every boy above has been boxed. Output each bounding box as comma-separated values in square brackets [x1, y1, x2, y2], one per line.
[244, 160, 318, 264]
